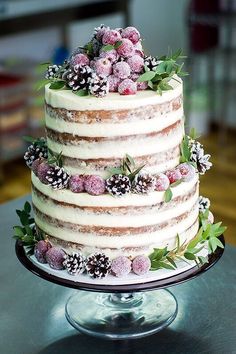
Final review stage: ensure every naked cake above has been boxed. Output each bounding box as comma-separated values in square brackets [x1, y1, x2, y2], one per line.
[18, 25, 225, 280]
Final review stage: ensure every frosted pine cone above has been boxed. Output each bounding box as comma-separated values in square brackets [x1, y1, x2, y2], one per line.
[45, 64, 62, 79]
[89, 73, 109, 97]
[86, 253, 111, 279]
[63, 252, 85, 275]
[189, 139, 212, 175]
[105, 174, 131, 196]
[132, 174, 156, 194]
[63, 64, 92, 91]
[46, 166, 70, 190]
[24, 138, 48, 168]
[144, 55, 159, 71]
[199, 196, 210, 213]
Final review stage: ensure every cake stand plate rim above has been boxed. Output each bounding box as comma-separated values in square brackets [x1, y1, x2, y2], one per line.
[15, 235, 225, 293]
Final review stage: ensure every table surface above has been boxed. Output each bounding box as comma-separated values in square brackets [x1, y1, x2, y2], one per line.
[1, 195, 236, 354]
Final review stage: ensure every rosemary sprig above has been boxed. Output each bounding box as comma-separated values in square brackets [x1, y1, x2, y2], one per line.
[149, 210, 226, 271]
[108, 154, 145, 182]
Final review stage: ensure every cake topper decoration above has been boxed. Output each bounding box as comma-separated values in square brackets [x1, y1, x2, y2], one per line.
[39, 24, 187, 97]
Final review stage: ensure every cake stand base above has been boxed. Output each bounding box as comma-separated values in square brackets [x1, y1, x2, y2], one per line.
[65, 289, 177, 340]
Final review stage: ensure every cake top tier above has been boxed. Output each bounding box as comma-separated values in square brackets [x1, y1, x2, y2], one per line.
[45, 77, 182, 111]
[42, 24, 186, 99]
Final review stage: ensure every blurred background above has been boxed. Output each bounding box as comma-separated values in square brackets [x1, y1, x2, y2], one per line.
[0, 0, 235, 244]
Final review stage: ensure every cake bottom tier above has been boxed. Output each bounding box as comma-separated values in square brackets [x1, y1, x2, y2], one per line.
[32, 173, 200, 259]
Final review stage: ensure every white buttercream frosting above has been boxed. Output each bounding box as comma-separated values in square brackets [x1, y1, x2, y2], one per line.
[45, 77, 182, 111]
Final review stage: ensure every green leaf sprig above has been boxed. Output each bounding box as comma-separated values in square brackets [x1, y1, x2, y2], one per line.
[101, 40, 122, 52]
[13, 202, 41, 255]
[164, 179, 183, 203]
[47, 150, 63, 167]
[149, 209, 226, 271]
[108, 154, 145, 182]
[137, 49, 188, 95]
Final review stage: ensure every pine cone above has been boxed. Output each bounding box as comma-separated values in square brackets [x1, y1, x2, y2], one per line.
[63, 64, 92, 91]
[45, 64, 62, 80]
[46, 166, 70, 190]
[189, 140, 212, 175]
[63, 252, 85, 275]
[86, 253, 111, 279]
[132, 173, 156, 194]
[89, 73, 109, 97]
[199, 196, 210, 212]
[105, 174, 131, 196]
[144, 55, 159, 71]
[24, 138, 48, 168]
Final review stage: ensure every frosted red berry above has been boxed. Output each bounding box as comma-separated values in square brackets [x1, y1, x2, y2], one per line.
[99, 49, 118, 63]
[121, 26, 140, 44]
[95, 25, 110, 41]
[127, 55, 144, 73]
[37, 161, 52, 184]
[45, 247, 66, 270]
[111, 256, 132, 277]
[69, 175, 85, 193]
[102, 29, 122, 45]
[118, 79, 137, 95]
[71, 53, 90, 67]
[178, 163, 196, 182]
[155, 173, 170, 191]
[32, 158, 44, 176]
[117, 38, 134, 58]
[113, 61, 131, 79]
[137, 81, 148, 90]
[94, 57, 112, 77]
[165, 169, 182, 184]
[108, 74, 120, 92]
[84, 175, 106, 195]
[34, 240, 52, 264]
[132, 255, 151, 275]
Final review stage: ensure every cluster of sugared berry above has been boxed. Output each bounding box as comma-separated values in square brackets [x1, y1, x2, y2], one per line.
[34, 240, 151, 278]
[46, 25, 151, 97]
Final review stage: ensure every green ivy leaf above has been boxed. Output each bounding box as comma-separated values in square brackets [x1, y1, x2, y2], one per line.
[114, 40, 122, 49]
[13, 226, 25, 238]
[74, 89, 89, 97]
[184, 252, 196, 261]
[35, 78, 51, 91]
[102, 44, 114, 52]
[137, 71, 156, 82]
[49, 80, 65, 90]
[24, 201, 31, 214]
[170, 179, 183, 187]
[164, 188, 173, 203]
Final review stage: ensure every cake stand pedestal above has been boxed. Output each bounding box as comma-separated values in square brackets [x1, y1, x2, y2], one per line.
[15, 237, 224, 340]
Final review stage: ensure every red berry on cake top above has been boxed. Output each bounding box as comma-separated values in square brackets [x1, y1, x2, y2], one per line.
[178, 163, 196, 182]
[102, 29, 122, 45]
[121, 26, 140, 44]
[118, 79, 137, 95]
[113, 61, 131, 79]
[117, 38, 134, 58]
[155, 173, 170, 191]
[94, 57, 112, 77]
[127, 55, 144, 73]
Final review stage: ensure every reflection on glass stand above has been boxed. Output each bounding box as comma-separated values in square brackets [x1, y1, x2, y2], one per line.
[15, 237, 224, 340]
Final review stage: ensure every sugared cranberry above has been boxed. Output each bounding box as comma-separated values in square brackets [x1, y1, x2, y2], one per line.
[177, 163, 196, 182]
[127, 55, 144, 73]
[132, 255, 151, 275]
[113, 61, 131, 79]
[108, 75, 120, 92]
[117, 38, 134, 58]
[94, 58, 112, 77]
[121, 26, 140, 44]
[118, 79, 137, 95]
[69, 175, 85, 193]
[34, 240, 52, 264]
[84, 175, 106, 195]
[155, 173, 170, 191]
[102, 29, 122, 45]
[71, 53, 90, 67]
[165, 169, 182, 184]
[111, 256, 132, 277]
[45, 247, 66, 270]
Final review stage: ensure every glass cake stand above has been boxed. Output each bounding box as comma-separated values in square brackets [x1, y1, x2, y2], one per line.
[15, 236, 224, 340]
